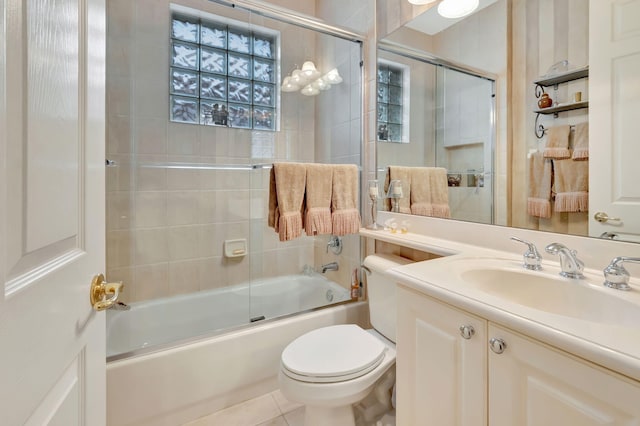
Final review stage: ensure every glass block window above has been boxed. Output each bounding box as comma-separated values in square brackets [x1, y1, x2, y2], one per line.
[170, 13, 278, 131]
[377, 63, 404, 142]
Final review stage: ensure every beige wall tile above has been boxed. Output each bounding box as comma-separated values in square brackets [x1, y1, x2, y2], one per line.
[135, 191, 167, 228]
[135, 228, 169, 265]
[167, 192, 200, 225]
[169, 259, 202, 295]
[134, 263, 170, 301]
[168, 225, 201, 260]
[107, 230, 134, 268]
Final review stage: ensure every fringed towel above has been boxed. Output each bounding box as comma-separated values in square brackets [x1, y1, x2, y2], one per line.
[383, 166, 412, 214]
[527, 152, 552, 218]
[553, 158, 589, 213]
[410, 167, 451, 218]
[272, 163, 307, 241]
[304, 163, 333, 236]
[331, 164, 361, 236]
[543, 125, 571, 159]
[571, 122, 589, 160]
[268, 167, 279, 232]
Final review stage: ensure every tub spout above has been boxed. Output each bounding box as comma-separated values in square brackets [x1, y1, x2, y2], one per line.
[321, 262, 339, 273]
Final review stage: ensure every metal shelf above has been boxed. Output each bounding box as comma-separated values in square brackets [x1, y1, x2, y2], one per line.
[534, 101, 589, 115]
[533, 66, 589, 87]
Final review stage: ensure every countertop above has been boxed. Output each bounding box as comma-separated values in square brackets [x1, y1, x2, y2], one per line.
[361, 228, 640, 382]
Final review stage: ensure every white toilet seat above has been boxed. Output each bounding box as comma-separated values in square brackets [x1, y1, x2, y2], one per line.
[281, 324, 387, 383]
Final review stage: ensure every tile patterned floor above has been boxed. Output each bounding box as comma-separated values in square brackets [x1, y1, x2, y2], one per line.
[182, 390, 305, 426]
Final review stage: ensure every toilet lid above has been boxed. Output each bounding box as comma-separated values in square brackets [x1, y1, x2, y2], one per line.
[281, 325, 387, 383]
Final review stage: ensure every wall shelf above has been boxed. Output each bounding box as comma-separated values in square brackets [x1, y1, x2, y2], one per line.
[533, 66, 589, 88]
[534, 100, 589, 115]
[533, 66, 588, 138]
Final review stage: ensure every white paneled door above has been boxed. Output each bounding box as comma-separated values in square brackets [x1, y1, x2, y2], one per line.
[0, 0, 106, 424]
[590, 0, 640, 238]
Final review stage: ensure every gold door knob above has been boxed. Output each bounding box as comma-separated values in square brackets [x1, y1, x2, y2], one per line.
[594, 212, 621, 223]
[90, 274, 124, 311]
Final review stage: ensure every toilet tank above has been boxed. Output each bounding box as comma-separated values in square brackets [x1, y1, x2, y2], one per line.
[363, 254, 413, 343]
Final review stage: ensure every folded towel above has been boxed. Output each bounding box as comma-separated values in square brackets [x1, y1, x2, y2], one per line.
[304, 163, 333, 236]
[410, 167, 451, 218]
[272, 163, 307, 241]
[543, 125, 571, 159]
[571, 122, 589, 160]
[527, 152, 552, 218]
[268, 167, 279, 232]
[331, 164, 361, 236]
[553, 158, 589, 213]
[383, 166, 412, 214]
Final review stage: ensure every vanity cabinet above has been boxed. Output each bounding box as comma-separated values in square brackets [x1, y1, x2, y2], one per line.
[396, 285, 640, 425]
[396, 285, 487, 426]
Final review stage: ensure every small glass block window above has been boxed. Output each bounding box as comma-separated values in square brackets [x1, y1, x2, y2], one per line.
[201, 48, 226, 74]
[171, 96, 199, 123]
[377, 63, 404, 142]
[170, 13, 279, 131]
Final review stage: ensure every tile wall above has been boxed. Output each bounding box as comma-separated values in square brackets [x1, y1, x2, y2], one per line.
[106, 0, 365, 303]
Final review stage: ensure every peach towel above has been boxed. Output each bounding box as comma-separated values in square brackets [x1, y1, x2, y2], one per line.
[553, 158, 589, 213]
[270, 163, 306, 241]
[410, 167, 451, 218]
[304, 163, 333, 236]
[543, 125, 571, 159]
[383, 166, 412, 214]
[527, 152, 552, 218]
[331, 164, 361, 236]
[571, 122, 589, 160]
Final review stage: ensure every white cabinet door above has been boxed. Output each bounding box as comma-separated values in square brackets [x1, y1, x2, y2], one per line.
[589, 0, 640, 237]
[489, 324, 640, 426]
[396, 285, 487, 426]
[0, 0, 106, 424]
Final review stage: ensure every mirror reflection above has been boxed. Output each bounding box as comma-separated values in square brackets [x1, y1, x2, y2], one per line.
[377, 0, 640, 243]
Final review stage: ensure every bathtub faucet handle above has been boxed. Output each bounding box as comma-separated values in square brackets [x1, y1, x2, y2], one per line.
[326, 235, 342, 255]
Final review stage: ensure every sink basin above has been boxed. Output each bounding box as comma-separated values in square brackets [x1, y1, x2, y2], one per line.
[459, 265, 640, 327]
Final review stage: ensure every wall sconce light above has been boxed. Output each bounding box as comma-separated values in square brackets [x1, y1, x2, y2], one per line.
[437, 0, 479, 18]
[281, 62, 342, 96]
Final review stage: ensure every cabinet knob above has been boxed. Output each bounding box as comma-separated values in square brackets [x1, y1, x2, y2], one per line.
[459, 325, 475, 339]
[489, 337, 507, 354]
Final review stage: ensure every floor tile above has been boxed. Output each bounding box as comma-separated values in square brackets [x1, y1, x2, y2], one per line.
[283, 406, 305, 426]
[271, 390, 303, 414]
[256, 416, 288, 426]
[183, 394, 280, 426]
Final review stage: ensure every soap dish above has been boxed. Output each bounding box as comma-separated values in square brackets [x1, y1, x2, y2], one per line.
[224, 239, 247, 258]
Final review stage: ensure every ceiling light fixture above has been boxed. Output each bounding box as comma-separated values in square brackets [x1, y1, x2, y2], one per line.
[281, 63, 342, 96]
[437, 0, 479, 19]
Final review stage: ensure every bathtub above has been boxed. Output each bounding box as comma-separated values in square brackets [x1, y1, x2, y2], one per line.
[106, 273, 351, 359]
[106, 274, 368, 426]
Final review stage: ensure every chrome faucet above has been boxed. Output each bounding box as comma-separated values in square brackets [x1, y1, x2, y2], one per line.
[544, 243, 584, 279]
[510, 236, 542, 270]
[321, 262, 339, 273]
[603, 257, 640, 291]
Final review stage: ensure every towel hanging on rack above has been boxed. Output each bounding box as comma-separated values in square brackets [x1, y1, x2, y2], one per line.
[543, 125, 571, 159]
[571, 122, 589, 160]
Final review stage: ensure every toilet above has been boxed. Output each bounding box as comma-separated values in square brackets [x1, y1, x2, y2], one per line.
[278, 254, 412, 426]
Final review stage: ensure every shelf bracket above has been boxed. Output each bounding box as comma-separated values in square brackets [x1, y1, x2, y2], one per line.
[535, 113, 545, 139]
[535, 84, 545, 98]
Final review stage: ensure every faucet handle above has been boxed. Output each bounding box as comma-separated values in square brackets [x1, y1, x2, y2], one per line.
[604, 256, 640, 291]
[510, 236, 542, 270]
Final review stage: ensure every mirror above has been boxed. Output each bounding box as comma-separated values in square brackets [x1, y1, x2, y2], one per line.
[376, 0, 640, 243]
